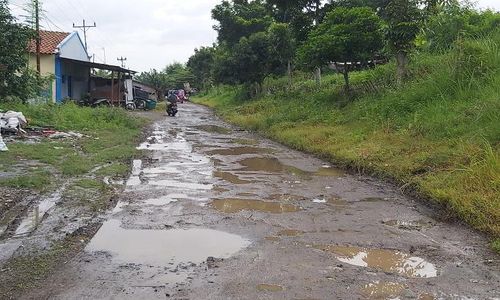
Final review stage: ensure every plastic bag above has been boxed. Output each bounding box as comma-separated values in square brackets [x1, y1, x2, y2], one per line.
[0, 134, 8, 152]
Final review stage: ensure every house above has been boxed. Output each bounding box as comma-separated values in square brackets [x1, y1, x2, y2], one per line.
[28, 30, 90, 103]
[29, 30, 136, 106]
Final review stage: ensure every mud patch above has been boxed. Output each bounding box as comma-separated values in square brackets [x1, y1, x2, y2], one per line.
[361, 281, 406, 299]
[265, 236, 281, 242]
[193, 125, 231, 134]
[206, 147, 272, 156]
[277, 229, 303, 237]
[214, 171, 254, 185]
[237, 157, 305, 174]
[314, 245, 438, 278]
[86, 219, 250, 265]
[257, 284, 283, 292]
[361, 197, 386, 202]
[211, 199, 301, 214]
[14, 190, 62, 237]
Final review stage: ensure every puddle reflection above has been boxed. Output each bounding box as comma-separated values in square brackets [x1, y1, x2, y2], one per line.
[314, 245, 438, 278]
[211, 199, 301, 214]
[86, 219, 250, 265]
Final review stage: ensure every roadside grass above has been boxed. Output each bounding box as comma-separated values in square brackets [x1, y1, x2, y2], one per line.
[0, 103, 147, 186]
[194, 33, 500, 245]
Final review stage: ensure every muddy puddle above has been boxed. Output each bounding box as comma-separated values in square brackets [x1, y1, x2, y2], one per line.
[361, 281, 407, 299]
[314, 166, 345, 177]
[206, 147, 272, 156]
[312, 196, 349, 206]
[86, 219, 250, 265]
[211, 199, 302, 214]
[14, 190, 61, 237]
[236, 157, 344, 179]
[214, 171, 255, 185]
[257, 284, 284, 292]
[314, 245, 438, 278]
[382, 219, 432, 231]
[193, 125, 231, 134]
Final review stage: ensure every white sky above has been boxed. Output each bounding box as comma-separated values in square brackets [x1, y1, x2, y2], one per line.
[7, 0, 500, 72]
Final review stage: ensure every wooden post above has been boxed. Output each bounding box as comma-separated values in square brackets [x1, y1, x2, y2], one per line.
[117, 71, 122, 106]
[111, 71, 115, 106]
[35, 0, 41, 74]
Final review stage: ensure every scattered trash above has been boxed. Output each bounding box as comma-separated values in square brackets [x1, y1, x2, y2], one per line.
[0, 133, 8, 151]
[0, 111, 28, 135]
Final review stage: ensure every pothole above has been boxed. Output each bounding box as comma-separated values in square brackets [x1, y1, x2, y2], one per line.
[214, 171, 255, 185]
[86, 219, 250, 265]
[206, 147, 272, 156]
[361, 281, 407, 299]
[211, 199, 302, 214]
[382, 219, 432, 231]
[314, 245, 438, 278]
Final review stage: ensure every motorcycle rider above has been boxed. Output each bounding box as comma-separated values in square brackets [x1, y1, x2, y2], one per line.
[166, 90, 178, 116]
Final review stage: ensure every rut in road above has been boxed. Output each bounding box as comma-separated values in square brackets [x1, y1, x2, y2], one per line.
[30, 103, 499, 300]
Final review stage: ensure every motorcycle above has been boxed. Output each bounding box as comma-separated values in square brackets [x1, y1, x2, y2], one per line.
[167, 102, 178, 117]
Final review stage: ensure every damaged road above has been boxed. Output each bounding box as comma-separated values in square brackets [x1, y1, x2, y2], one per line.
[13, 103, 499, 299]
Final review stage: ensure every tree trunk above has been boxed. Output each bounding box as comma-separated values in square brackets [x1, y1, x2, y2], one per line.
[343, 69, 350, 93]
[396, 51, 409, 85]
[314, 67, 322, 85]
[287, 60, 292, 90]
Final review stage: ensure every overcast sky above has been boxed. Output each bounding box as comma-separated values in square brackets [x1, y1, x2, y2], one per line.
[7, 0, 500, 73]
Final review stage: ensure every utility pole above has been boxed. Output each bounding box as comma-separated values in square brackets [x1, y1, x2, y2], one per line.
[35, 0, 41, 74]
[117, 57, 127, 68]
[73, 19, 96, 52]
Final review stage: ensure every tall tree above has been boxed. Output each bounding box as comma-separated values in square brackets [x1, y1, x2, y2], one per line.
[187, 46, 216, 89]
[212, 0, 273, 46]
[382, 0, 422, 83]
[267, 23, 296, 86]
[0, 0, 35, 100]
[298, 7, 384, 91]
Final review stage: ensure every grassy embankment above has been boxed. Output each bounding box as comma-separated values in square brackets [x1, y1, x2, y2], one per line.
[194, 34, 500, 250]
[0, 103, 146, 200]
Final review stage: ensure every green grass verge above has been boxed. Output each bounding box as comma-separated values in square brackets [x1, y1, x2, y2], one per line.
[0, 103, 147, 189]
[193, 33, 500, 242]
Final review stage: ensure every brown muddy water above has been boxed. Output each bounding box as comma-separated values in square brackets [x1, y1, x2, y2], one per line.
[86, 219, 250, 265]
[16, 103, 499, 300]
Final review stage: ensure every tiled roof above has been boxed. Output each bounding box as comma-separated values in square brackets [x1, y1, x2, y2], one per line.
[28, 30, 70, 54]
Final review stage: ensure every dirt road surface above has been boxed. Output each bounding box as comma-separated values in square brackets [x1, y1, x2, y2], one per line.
[21, 103, 499, 299]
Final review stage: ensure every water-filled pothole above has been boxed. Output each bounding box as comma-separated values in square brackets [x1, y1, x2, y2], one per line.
[314, 245, 438, 278]
[86, 219, 250, 265]
[361, 281, 406, 299]
[207, 147, 272, 156]
[211, 199, 301, 214]
[382, 219, 432, 231]
[214, 171, 254, 184]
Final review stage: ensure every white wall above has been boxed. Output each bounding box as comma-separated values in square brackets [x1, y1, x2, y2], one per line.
[59, 33, 89, 62]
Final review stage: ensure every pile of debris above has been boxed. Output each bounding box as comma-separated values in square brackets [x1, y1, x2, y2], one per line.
[0, 111, 27, 152]
[0, 111, 86, 152]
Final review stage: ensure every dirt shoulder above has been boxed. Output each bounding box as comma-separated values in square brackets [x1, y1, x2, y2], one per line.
[0, 104, 162, 299]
